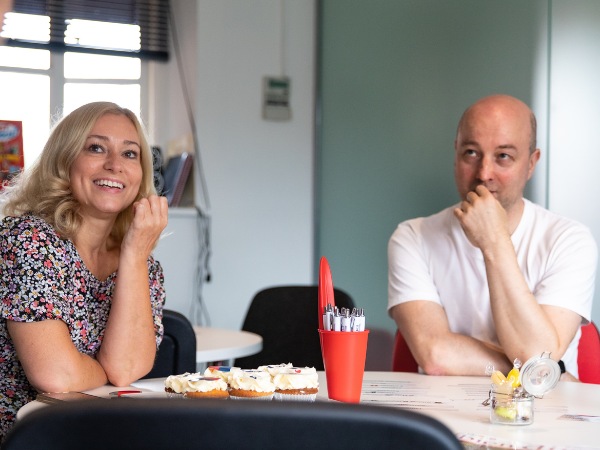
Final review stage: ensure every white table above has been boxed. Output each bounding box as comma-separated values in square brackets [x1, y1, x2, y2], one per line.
[318, 371, 600, 450]
[193, 326, 262, 367]
[18, 371, 600, 449]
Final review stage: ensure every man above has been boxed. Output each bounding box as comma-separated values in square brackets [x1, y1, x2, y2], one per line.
[388, 94, 597, 379]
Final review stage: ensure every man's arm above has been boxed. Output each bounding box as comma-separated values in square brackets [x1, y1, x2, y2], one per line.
[454, 186, 584, 365]
[390, 301, 512, 375]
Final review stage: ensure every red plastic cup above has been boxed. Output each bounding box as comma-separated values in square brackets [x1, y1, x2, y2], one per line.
[319, 329, 369, 403]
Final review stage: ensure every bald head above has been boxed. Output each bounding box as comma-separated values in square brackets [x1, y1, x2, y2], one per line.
[457, 95, 537, 153]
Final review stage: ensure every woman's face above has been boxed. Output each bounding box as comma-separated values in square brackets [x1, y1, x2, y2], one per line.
[70, 113, 143, 220]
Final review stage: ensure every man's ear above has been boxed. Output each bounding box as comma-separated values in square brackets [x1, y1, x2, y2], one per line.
[527, 148, 541, 180]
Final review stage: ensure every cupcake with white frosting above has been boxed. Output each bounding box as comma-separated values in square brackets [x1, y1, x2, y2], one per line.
[273, 367, 319, 402]
[204, 365, 242, 384]
[164, 372, 229, 399]
[229, 369, 275, 400]
[257, 363, 293, 376]
[184, 376, 229, 399]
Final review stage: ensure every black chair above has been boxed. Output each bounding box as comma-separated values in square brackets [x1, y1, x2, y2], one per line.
[144, 309, 196, 378]
[3, 398, 463, 450]
[235, 285, 355, 370]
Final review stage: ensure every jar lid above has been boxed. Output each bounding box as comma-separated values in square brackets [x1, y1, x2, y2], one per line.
[518, 352, 560, 397]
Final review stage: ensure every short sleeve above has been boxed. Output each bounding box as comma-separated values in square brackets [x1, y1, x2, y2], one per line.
[532, 222, 597, 324]
[148, 256, 166, 348]
[0, 216, 67, 323]
[387, 219, 442, 312]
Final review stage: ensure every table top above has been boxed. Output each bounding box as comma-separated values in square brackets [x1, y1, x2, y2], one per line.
[335, 371, 600, 450]
[17, 371, 600, 449]
[193, 326, 262, 363]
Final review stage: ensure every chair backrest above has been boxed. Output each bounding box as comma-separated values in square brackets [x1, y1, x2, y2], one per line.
[365, 327, 394, 371]
[578, 321, 600, 384]
[144, 309, 196, 378]
[235, 285, 355, 370]
[392, 329, 419, 373]
[3, 398, 463, 450]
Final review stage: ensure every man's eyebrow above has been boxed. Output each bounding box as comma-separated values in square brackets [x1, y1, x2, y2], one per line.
[458, 140, 517, 151]
[497, 144, 517, 151]
[87, 134, 141, 148]
[458, 139, 479, 147]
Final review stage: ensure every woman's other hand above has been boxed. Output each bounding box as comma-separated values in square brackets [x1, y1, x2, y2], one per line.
[122, 194, 168, 259]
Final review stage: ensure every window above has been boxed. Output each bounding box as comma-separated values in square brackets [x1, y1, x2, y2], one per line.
[0, 1, 169, 168]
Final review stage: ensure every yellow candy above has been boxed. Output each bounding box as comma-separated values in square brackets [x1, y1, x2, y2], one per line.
[495, 405, 517, 420]
[507, 367, 521, 388]
[491, 370, 507, 386]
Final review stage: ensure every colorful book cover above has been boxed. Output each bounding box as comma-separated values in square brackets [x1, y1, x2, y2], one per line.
[0, 120, 24, 189]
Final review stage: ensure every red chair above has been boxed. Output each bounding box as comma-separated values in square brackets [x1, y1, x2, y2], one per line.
[578, 322, 600, 384]
[393, 321, 600, 383]
[391, 330, 418, 373]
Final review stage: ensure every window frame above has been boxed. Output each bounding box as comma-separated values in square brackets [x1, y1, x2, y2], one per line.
[0, 49, 151, 167]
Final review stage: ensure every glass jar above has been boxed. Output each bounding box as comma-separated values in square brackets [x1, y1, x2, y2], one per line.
[489, 388, 534, 425]
[486, 352, 560, 426]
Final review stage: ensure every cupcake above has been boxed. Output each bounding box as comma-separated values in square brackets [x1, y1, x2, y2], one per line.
[273, 367, 319, 402]
[204, 365, 242, 383]
[164, 372, 197, 397]
[229, 369, 275, 400]
[165, 372, 229, 399]
[183, 376, 229, 399]
[257, 363, 293, 376]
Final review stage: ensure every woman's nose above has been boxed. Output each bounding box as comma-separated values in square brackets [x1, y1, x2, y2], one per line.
[103, 151, 123, 172]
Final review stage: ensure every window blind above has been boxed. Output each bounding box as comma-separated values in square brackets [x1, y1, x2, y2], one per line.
[4, 0, 169, 61]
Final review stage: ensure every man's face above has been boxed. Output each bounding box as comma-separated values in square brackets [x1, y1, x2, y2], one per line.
[454, 99, 540, 216]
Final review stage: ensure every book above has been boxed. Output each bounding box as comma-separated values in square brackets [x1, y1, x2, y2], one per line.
[163, 152, 193, 207]
[0, 120, 24, 190]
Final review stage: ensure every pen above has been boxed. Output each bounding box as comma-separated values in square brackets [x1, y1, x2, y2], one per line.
[341, 309, 351, 332]
[332, 307, 341, 331]
[109, 390, 142, 398]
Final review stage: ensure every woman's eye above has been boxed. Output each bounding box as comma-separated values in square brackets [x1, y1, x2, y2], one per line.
[123, 150, 139, 159]
[88, 144, 104, 153]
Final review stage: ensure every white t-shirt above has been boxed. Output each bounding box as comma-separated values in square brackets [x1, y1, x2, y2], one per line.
[387, 199, 597, 376]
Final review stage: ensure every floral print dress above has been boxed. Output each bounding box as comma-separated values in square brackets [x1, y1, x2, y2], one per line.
[0, 214, 165, 440]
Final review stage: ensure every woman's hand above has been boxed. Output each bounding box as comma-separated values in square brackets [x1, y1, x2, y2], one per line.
[121, 194, 168, 259]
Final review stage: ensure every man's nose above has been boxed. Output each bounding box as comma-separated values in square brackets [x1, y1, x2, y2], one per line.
[476, 157, 493, 181]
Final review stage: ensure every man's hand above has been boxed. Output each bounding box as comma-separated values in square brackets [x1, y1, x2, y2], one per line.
[453, 185, 510, 251]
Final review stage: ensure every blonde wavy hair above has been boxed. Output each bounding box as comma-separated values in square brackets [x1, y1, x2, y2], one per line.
[2, 102, 156, 244]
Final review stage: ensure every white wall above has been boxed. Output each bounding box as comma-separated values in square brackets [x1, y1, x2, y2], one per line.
[152, 0, 316, 329]
[152, 0, 600, 331]
[548, 1, 600, 325]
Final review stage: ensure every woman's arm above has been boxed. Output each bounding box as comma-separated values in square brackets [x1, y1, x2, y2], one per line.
[96, 194, 168, 386]
[7, 320, 108, 393]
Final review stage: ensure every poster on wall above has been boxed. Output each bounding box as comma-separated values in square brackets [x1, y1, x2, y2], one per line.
[0, 120, 24, 189]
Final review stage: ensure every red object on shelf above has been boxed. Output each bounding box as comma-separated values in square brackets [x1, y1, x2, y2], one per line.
[0, 120, 24, 190]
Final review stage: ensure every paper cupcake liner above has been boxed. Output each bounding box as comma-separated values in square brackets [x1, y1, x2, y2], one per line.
[184, 394, 229, 400]
[273, 392, 317, 402]
[229, 394, 274, 401]
[165, 391, 184, 399]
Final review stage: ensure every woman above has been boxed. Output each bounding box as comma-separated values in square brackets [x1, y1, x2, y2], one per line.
[0, 102, 168, 439]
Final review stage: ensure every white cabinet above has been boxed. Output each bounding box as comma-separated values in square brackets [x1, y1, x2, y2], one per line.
[153, 207, 199, 322]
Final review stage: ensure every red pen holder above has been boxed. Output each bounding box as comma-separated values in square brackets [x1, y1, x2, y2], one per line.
[319, 329, 369, 403]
